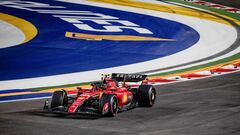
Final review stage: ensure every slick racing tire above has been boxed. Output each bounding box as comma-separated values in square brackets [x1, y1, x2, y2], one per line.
[137, 85, 156, 107]
[51, 90, 68, 110]
[100, 94, 118, 117]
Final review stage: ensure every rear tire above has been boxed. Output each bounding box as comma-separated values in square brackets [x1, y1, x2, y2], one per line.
[137, 85, 156, 107]
[100, 94, 118, 117]
[51, 90, 68, 110]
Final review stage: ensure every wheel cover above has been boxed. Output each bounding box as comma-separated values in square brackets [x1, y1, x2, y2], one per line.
[113, 99, 117, 113]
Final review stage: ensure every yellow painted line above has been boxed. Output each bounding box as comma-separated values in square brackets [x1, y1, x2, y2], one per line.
[89, 0, 237, 26]
[0, 85, 91, 97]
[65, 32, 175, 41]
[0, 91, 44, 97]
[0, 13, 38, 43]
[206, 10, 240, 25]
[40, 85, 91, 93]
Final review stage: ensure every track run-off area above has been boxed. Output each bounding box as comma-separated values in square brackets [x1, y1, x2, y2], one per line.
[0, 0, 239, 102]
[0, 0, 240, 135]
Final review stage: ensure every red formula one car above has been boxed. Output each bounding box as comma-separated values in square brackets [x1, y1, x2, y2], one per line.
[44, 73, 156, 117]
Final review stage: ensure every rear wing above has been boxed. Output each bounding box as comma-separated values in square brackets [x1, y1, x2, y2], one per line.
[111, 73, 147, 82]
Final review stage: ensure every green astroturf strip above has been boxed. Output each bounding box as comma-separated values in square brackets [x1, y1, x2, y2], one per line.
[31, 0, 239, 91]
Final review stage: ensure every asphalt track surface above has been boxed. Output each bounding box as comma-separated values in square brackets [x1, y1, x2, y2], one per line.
[0, 71, 239, 135]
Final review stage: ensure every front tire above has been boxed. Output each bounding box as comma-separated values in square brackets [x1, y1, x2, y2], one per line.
[100, 94, 118, 117]
[137, 85, 156, 107]
[51, 90, 68, 110]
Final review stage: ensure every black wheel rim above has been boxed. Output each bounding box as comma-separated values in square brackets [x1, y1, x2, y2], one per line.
[150, 89, 155, 105]
[112, 97, 118, 114]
